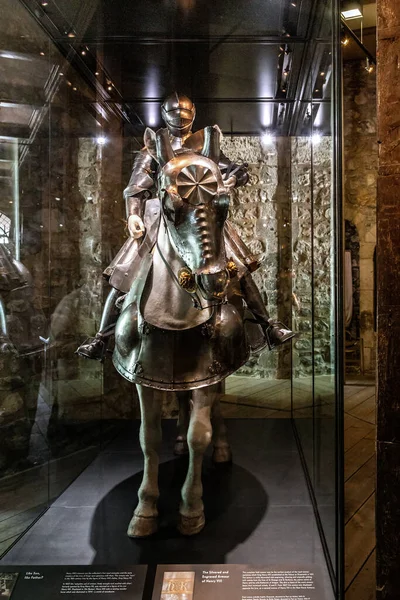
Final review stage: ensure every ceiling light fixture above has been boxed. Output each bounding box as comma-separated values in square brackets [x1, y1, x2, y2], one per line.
[341, 1, 362, 20]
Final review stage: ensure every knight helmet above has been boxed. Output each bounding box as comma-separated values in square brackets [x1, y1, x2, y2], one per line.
[161, 92, 196, 137]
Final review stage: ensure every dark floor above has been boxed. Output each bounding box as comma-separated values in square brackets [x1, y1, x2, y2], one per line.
[1, 419, 334, 598]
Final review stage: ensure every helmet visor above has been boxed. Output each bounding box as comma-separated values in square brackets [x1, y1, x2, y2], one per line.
[164, 108, 194, 129]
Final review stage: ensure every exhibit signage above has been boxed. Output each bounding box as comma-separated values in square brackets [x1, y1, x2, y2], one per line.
[0, 564, 326, 599]
[152, 564, 326, 600]
[0, 566, 147, 599]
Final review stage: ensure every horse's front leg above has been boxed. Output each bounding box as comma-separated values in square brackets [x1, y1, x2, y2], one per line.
[127, 384, 162, 538]
[211, 382, 232, 464]
[174, 391, 191, 455]
[178, 384, 217, 535]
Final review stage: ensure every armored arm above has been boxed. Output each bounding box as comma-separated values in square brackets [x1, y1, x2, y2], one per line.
[219, 151, 249, 187]
[123, 148, 156, 219]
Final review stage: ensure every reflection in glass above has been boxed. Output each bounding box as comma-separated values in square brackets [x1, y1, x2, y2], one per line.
[0, 0, 340, 593]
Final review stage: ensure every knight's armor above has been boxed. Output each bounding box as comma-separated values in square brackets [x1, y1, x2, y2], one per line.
[76, 93, 295, 361]
[113, 126, 250, 389]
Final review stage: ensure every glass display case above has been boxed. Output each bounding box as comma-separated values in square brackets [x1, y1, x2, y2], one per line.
[0, 1, 343, 598]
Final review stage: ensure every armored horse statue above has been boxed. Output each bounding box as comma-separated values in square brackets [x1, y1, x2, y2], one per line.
[112, 125, 255, 537]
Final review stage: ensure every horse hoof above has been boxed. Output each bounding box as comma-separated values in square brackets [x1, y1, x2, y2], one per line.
[174, 439, 189, 456]
[178, 512, 205, 536]
[127, 514, 158, 538]
[212, 446, 232, 464]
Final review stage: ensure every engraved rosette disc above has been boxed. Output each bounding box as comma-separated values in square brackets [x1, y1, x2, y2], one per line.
[177, 165, 217, 205]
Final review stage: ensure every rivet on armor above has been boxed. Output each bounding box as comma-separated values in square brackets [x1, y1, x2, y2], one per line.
[227, 259, 239, 278]
[141, 321, 152, 335]
[201, 322, 215, 338]
[178, 267, 196, 292]
[209, 360, 223, 375]
[133, 362, 144, 375]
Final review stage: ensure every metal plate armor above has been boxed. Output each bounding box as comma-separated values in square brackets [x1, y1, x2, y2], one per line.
[113, 126, 251, 390]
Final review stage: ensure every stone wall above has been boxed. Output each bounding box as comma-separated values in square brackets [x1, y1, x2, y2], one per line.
[343, 60, 377, 374]
[221, 136, 289, 379]
[223, 134, 334, 379]
[291, 137, 334, 378]
[44, 126, 138, 424]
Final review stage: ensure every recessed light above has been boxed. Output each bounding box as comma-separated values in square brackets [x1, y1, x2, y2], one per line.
[341, 8, 362, 19]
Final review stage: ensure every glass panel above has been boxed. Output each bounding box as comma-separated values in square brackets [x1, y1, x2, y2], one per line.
[0, 1, 53, 556]
[0, 0, 341, 596]
[0, 0, 108, 557]
[291, 129, 314, 470]
[292, 0, 339, 584]
[311, 44, 337, 572]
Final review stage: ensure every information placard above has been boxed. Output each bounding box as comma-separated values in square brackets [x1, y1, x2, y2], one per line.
[0, 566, 147, 599]
[152, 564, 326, 600]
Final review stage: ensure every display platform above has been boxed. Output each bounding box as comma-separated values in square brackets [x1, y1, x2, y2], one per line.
[1, 419, 333, 597]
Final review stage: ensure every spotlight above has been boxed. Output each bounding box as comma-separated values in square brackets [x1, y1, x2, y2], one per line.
[96, 136, 107, 146]
[341, 1, 362, 19]
[312, 133, 322, 145]
[261, 132, 275, 146]
[365, 58, 374, 74]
